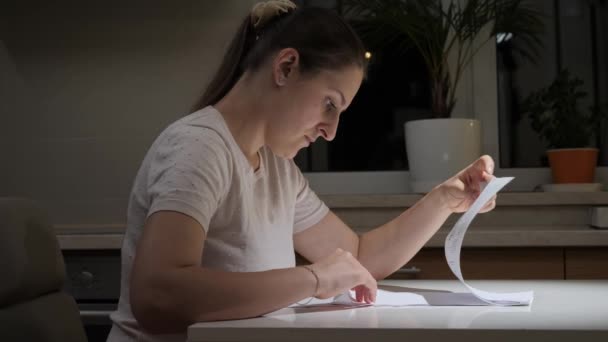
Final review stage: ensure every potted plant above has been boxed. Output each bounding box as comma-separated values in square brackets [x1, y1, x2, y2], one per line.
[345, 0, 544, 192]
[521, 69, 607, 185]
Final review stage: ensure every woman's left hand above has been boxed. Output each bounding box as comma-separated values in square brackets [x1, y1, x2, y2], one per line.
[435, 155, 496, 214]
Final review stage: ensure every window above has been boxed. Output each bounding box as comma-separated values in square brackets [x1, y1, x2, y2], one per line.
[497, 0, 608, 168]
[295, 0, 433, 194]
[293, 0, 432, 174]
[299, 0, 608, 194]
[488, 0, 608, 190]
[293, 24, 432, 173]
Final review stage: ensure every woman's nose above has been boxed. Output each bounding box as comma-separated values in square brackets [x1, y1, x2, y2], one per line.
[319, 121, 338, 141]
[317, 110, 340, 141]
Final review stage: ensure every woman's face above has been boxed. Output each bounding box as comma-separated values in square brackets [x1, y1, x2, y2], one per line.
[265, 57, 364, 159]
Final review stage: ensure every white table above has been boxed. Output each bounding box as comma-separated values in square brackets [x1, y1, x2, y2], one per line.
[188, 280, 608, 342]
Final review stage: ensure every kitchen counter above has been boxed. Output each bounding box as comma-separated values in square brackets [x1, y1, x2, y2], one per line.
[54, 192, 608, 250]
[187, 279, 608, 342]
[55, 224, 608, 250]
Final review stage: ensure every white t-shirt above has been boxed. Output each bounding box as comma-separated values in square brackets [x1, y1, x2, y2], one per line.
[107, 106, 329, 342]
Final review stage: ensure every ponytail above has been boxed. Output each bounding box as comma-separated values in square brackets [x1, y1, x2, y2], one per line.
[191, 17, 255, 112]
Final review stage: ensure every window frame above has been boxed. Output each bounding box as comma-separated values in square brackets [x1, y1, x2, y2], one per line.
[305, 39, 608, 194]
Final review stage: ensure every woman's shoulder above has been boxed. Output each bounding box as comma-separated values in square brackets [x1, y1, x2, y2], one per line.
[159, 106, 232, 153]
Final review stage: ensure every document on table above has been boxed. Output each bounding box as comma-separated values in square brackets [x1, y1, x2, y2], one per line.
[291, 176, 534, 308]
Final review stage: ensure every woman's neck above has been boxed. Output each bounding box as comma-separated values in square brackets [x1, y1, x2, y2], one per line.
[214, 73, 268, 169]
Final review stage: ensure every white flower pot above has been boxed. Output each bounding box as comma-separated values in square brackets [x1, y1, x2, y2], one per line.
[405, 118, 481, 193]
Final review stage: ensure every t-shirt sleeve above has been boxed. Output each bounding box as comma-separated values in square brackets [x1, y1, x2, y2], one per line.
[292, 162, 329, 234]
[146, 128, 231, 233]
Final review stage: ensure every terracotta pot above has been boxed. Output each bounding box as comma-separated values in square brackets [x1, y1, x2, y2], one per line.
[546, 148, 599, 183]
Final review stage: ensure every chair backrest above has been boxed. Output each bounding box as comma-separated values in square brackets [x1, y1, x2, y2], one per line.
[0, 198, 88, 342]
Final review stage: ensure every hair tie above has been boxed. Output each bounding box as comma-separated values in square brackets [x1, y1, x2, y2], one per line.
[250, 0, 296, 32]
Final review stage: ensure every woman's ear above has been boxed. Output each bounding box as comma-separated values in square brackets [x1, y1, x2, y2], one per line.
[273, 48, 299, 87]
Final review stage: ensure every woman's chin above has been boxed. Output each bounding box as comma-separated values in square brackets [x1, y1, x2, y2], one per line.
[268, 146, 299, 160]
[286, 149, 300, 160]
[287, 145, 308, 160]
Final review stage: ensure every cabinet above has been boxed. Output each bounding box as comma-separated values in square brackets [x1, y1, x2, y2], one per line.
[565, 247, 608, 279]
[387, 247, 608, 280]
[318, 191, 608, 280]
[388, 247, 564, 280]
[298, 247, 608, 280]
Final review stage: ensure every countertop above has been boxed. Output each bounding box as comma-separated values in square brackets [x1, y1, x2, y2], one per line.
[54, 191, 608, 250]
[55, 224, 608, 250]
[187, 279, 608, 342]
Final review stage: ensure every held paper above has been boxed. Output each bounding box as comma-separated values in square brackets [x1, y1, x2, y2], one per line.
[292, 177, 533, 308]
[445, 176, 533, 306]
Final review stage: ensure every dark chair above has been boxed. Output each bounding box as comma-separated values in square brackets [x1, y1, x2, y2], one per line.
[0, 197, 88, 342]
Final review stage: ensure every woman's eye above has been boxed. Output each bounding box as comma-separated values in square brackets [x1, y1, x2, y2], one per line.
[326, 99, 337, 112]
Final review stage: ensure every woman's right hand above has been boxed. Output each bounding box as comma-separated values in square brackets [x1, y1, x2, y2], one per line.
[309, 248, 377, 303]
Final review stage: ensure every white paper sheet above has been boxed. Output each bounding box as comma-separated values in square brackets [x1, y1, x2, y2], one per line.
[291, 288, 496, 307]
[364, 289, 490, 306]
[444, 176, 534, 306]
[292, 177, 533, 308]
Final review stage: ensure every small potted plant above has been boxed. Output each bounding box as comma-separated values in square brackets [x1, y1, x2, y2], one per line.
[522, 69, 607, 184]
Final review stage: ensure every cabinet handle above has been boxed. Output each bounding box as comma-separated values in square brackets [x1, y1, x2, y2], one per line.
[77, 270, 95, 288]
[395, 266, 421, 274]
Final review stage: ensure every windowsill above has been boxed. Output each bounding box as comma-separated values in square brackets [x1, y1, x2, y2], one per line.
[305, 169, 608, 194]
[320, 191, 608, 208]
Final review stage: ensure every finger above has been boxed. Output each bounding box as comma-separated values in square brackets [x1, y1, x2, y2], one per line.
[477, 155, 495, 175]
[482, 201, 495, 213]
[481, 194, 497, 208]
[359, 287, 367, 304]
[469, 156, 494, 185]
[367, 286, 376, 304]
[464, 171, 481, 195]
[355, 287, 363, 302]
[365, 288, 374, 304]
[369, 285, 377, 303]
[358, 273, 375, 304]
[471, 171, 494, 197]
[480, 199, 496, 213]
[362, 288, 371, 304]
[366, 278, 377, 304]
[482, 170, 494, 181]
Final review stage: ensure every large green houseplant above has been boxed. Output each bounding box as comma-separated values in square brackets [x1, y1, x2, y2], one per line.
[346, 0, 544, 118]
[344, 0, 544, 192]
[522, 69, 607, 184]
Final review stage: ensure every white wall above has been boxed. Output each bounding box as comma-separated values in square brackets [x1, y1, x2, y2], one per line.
[0, 0, 258, 225]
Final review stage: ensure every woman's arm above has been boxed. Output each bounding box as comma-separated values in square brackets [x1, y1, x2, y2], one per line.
[295, 189, 451, 280]
[359, 156, 496, 279]
[295, 156, 496, 280]
[356, 188, 452, 279]
[130, 211, 375, 334]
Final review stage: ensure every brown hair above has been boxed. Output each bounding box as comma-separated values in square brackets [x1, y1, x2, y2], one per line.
[191, 6, 367, 112]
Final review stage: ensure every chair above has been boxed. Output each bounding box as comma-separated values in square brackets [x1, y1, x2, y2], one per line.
[0, 197, 88, 342]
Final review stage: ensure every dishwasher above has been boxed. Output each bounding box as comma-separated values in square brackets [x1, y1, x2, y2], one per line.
[63, 250, 121, 342]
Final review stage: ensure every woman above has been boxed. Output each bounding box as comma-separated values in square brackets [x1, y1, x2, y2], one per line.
[107, 1, 496, 341]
